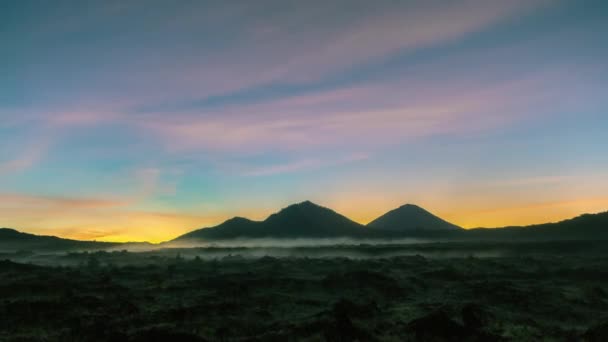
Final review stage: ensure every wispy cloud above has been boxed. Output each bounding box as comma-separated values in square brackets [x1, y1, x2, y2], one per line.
[0, 193, 129, 210]
[0, 134, 54, 176]
[241, 154, 369, 177]
[0, 146, 44, 175]
[252, 0, 552, 82]
[139, 68, 572, 153]
[0, 108, 121, 176]
[7, 0, 552, 109]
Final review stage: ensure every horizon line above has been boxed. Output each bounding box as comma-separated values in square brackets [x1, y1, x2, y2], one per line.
[2, 201, 606, 244]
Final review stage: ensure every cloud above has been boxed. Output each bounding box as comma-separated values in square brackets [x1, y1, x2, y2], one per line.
[241, 154, 369, 177]
[490, 176, 572, 187]
[0, 193, 129, 210]
[0, 135, 53, 176]
[7, 0, 552, 109]
[0, 166, 170, 211]
[0, 148, 43, 175]
[3, 0, 567, 161]
[254, 0, 552, 82]
[0, 108, 120, 177]
[138, 68, 570, 153]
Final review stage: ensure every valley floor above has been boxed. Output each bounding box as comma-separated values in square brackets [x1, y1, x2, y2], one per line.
[1, 242, 608, 341]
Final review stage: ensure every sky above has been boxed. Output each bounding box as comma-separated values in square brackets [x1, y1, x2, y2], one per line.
[1, 0, 607, 242]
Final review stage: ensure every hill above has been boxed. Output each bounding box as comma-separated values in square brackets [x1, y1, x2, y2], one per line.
[0, 228, 121, 252]
[367, 204, 462, 232]
[465, 211, 608, 241]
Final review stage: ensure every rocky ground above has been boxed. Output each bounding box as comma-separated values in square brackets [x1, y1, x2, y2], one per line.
[1, 243, 608, 341]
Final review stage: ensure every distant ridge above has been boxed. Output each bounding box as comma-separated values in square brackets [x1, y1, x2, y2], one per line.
[367, 204, 462, 232]
[466, 211, 608, 240]
[0, 228, 120, 252]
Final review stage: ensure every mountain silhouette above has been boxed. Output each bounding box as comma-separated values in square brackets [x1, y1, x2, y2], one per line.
[0, 228, 119, 252]
[466, 211, 608, 240]
[367, 204, 462, 232]
[174, 201, 370, 241]
[3, 206, 607, 247]
[175, 203, 607, 242]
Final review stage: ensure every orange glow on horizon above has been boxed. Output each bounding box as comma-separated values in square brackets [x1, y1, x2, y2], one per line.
[3, 197, 607, 243]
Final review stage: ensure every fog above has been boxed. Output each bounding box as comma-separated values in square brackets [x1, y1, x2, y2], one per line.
[5, 238, 608, 267]
[1, 238, 514, 267]
[156, 246, 507, 260]
[163, 237, 434, 249]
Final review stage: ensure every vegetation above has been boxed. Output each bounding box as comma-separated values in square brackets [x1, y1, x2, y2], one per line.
[1, 241, 608, 341]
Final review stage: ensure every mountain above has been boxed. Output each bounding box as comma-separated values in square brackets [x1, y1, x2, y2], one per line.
[367, 204, 462, 232]
[4, 205, 607, 247]
[0, 228, 120, 252]
[175, 217, 262, 241]
[173, 201, 371, 241]
[465, 211, 608, 241]
[175, 202, 608, 242]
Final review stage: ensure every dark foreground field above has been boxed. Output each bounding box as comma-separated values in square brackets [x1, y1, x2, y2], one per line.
[1, 242, 608, 341]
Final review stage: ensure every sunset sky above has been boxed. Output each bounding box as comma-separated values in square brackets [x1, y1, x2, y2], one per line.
[1, 0, 607, 242]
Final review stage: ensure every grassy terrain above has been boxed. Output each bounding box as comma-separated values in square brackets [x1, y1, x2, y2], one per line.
[1, 242, 608, 341]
